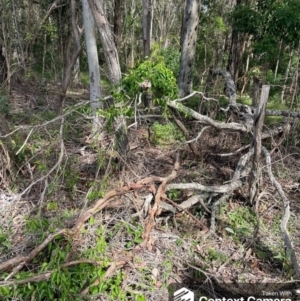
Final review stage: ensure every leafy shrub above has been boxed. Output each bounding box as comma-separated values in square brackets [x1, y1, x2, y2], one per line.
[115, 55, 178, 106]
[151, 122, 184, 146]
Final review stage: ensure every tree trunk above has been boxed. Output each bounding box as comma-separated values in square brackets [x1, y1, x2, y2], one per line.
[252, 76, 262, 107]
[82, 0, 101, 113]
[113, 0, 121, 49]
[73, 57, 80, 84]
[0, 46, 7, 84]
[281, 48, 293, 103]
[227, 0, 245, 87]
[142, 0, 151, 58]
[87, 0, 128, 160]
[57, 0, 81, 114]
[178, 0, 200, 98]
[87, 0, 121, 85]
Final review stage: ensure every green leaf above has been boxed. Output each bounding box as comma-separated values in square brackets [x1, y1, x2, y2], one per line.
[225, 227, 235, 234]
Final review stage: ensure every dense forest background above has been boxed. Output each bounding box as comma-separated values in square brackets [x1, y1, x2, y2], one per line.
[0, 0, 300, 300]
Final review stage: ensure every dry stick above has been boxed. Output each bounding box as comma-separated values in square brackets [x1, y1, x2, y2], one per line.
[262, 147, 300, 279]
[184, 126, 210, 144]
[0, 164, 183, 272]
[0, 229, 67, 272]
[140, 153, 180, 250]
[169, 108, 201, 157]
[207, 194, 231, 235]
[15, 128, 34, 155]
[0, 101, 89, 139]
[166, 149, 253, 236]
[18, 119, 66, 198]
[249, 85, 269, 204]
[168, 100, 249, 132]
[163, 195, 208, 230]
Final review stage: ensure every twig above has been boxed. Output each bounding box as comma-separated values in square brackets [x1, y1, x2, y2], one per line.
[19, 119, 66, 198]
[0, 101, 89, 139]
[15, 128, 34, 155]
[163, 195, 208, 230]
[172, 91, 219, 103]
[207, 194, 230, 235]
[184, 126, 210, 144]
[37, 177, 48, 217]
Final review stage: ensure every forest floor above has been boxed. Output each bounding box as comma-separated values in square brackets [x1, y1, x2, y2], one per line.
[1, 80, 300, 300]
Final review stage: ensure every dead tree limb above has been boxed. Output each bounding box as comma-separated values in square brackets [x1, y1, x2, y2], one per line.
[169, 107, 201, 157]
[0, 155, 181, 272]
[249, 85, 269, 204]
[209, 68, 237, 105]
[168, 100, 249, 132]
[262, 146, 300, 279]
[139, 153, 180, 250]
[266, 110, 300, 118]
[167, 149, 253, 194]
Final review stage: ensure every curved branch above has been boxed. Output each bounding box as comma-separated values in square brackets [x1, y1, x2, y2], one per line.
[262, 147, 300, 279]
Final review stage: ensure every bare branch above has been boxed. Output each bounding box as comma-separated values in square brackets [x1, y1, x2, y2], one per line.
[262, 147, 300, 279]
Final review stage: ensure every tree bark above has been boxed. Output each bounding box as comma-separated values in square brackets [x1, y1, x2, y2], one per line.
[142, 0, 152, 58]
[57, 0, 81, 114]
[227, 0, 245, 87]
[82, 0, 105, 136]
[178, 0, 200, 98]
[0, 46, 7, 84]
[87, 0, 128, 159]
[252, 76, 262, 107]
[113, 0, 121, 49]
[249, 85, 269, 204]
[88, 0, 121, 85]
[209, 68, 237, 105]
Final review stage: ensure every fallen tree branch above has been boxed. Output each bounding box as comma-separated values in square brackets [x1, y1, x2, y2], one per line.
[163, 195, 208, 230]
[139, 153, 180, 250]
[0, 155, 182, 272]
[168, 100, 249, 133]
[265, 110, 300, 118]
[0, 101, 89, 139]
[208, 194, 231, 235]
[209, 69, 237, 105]
[167, 149, 253, 194]
[262, 147, 300, 279]
[169, 107, 201, 156]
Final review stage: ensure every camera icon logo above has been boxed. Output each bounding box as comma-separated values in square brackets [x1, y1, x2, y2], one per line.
[174, 287, 194, 301]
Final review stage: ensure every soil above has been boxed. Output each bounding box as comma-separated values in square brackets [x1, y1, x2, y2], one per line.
[0, 80, 300, 300]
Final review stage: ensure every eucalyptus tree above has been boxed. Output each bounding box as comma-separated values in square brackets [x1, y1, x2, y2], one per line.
[81, 0, 101, 124]
[113, 0, 121, 49]
[87, 0, 128, 158]
[178, 0, 200, 97]
[142, 0, 152, 58]
[87, 0, 121, 85]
